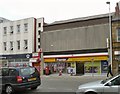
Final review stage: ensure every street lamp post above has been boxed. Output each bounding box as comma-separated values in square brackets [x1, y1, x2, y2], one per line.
[106, 1, 113, 70]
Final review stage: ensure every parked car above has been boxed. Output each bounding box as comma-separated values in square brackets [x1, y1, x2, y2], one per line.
[0, 66, 41, 94]
[76, 74, 120, 94]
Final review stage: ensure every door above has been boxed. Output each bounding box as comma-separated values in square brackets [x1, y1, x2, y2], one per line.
[104, 85, 119, 94]
[76, 62, 84, 75]
[104, 76, 120, 94]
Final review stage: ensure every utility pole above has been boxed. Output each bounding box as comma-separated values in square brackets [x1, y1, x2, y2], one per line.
[106, 1, 113, 71]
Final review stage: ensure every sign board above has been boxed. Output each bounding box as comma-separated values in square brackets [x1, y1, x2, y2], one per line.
[56, 58, 68, 62]
[29, 58, 38, 62]
[32, 53, 39, 57]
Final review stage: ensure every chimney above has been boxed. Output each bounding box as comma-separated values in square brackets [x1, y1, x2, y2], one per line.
[115, 3, 120, 16]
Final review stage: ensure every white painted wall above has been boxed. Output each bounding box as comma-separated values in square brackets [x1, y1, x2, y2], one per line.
[0, 17, 35, 55]
[36, 18, 44, 52]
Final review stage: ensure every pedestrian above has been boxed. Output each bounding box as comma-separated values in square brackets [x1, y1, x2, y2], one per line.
[107, 63, 113, 77]
[70, 67, 73, 76]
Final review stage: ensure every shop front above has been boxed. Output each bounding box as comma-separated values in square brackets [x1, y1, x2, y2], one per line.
[84, 61, 108, 75]
[30, 52, 41, 74]
[1, 54, 32, 67]
[44, 53, 108, 75]
[43, 58, 74, 75]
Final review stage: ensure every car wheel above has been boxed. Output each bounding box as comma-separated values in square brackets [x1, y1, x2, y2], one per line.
[86, 92, 97, 94]
[5, 85, 14, 94]
[31, 86, 38, 90]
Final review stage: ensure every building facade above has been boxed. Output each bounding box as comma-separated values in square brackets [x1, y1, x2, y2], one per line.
[1, 2, 120, 76]
[112, 2, 120, 75]
[0, 17, 44, 67]
[42, 14, 112, 75]
[0, 17, 10, 23]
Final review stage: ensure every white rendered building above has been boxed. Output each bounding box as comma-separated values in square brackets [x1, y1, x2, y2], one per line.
[0, 17, 44, 66]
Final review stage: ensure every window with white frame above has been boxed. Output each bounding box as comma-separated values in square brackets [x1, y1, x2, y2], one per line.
[10, 26, 13, 34]
[117, 28, 120, 42]
[17, 40, 20, 50]
[3, 42, 7, 51]
[10, 41, 13, 50]
[24, 40, 28, 49]
[24, 23, 28, 32]
[3, 27, 7, 35]
[17, 25, 20, 32]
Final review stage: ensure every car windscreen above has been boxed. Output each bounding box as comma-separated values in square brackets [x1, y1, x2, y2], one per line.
[20, 67, 36, 76]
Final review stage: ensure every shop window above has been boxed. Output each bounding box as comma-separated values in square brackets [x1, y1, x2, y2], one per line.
[84, 62, 100, 74]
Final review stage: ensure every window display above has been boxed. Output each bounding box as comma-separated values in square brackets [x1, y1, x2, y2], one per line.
[84, 61, 100, 74]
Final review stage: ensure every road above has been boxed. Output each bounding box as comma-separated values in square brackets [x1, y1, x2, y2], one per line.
[2, 74, 106, 94]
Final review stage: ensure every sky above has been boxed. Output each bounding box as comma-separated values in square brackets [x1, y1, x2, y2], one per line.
[0, 0, 120, 23]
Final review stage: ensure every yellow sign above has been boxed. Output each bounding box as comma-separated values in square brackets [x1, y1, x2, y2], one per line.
[68, 56, 108, 62]
[44, 58, 55, 62]
[44, 56, 108, 63]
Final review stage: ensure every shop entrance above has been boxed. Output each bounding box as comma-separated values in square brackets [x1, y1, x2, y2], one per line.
[76, 62, 84, 75]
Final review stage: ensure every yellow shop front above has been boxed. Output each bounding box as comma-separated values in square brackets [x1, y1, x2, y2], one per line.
[44, 54, 108, 75]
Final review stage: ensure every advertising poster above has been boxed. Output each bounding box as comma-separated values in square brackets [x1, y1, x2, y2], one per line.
[101, 60, 108, 73]
[84, 61, 100, 74]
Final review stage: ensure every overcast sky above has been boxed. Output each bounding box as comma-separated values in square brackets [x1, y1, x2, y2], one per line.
[0, 0, 120, 23]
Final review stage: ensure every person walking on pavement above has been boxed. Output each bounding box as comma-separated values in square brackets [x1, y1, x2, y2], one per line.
[107, 63, 113, 77]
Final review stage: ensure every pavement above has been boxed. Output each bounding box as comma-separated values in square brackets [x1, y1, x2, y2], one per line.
[41, 73, 107, 79]
[39, 73, 107, 93]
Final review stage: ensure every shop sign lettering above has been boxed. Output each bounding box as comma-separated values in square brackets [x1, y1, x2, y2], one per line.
[56, 58, 68, 61]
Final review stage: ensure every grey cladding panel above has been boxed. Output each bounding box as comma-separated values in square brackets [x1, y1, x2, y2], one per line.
[42, 24, 109, 52]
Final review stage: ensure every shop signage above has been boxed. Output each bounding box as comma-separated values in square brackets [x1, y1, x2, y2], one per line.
[29, 58, 39, 62]
[101, 61, 108, 73]
[26, 54, 30, 58]
[56, 58, 68, 61]
[44, 56, 108, 63]
[0, 56, 6, 59]
[32, 53, 39, 57]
